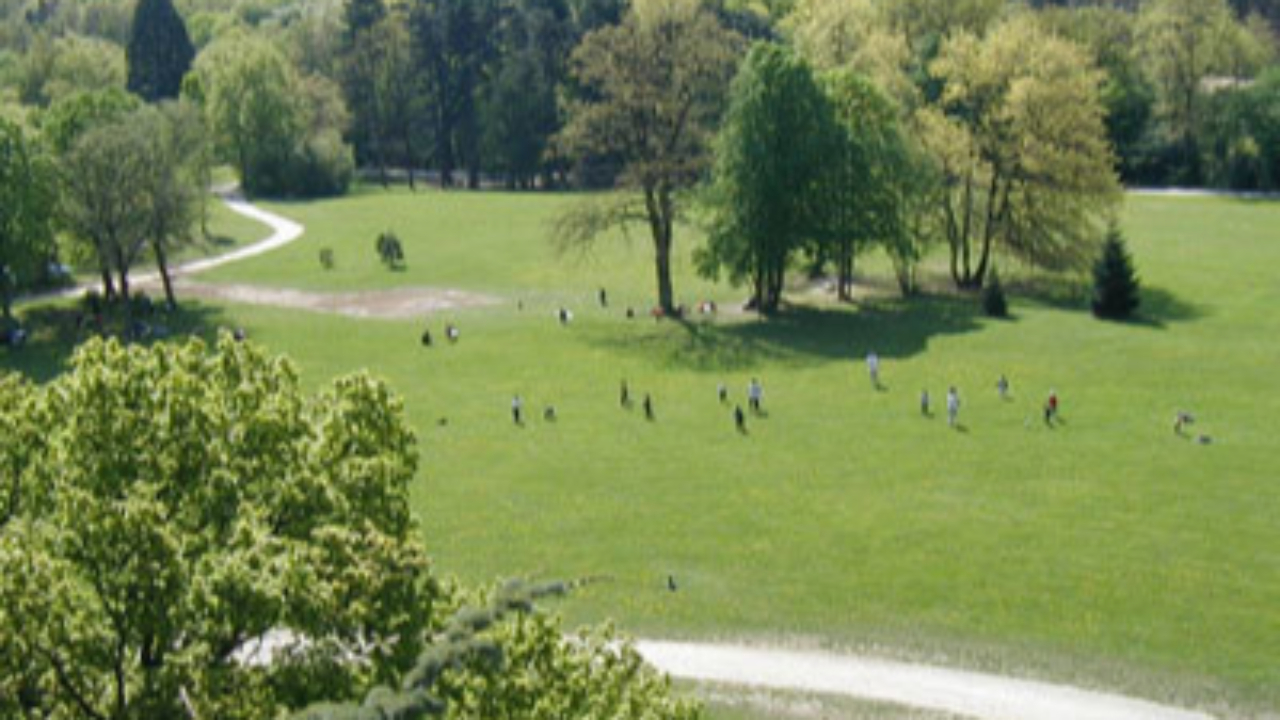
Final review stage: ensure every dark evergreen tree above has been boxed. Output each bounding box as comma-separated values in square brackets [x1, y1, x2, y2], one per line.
[1092, 226, 1141, 320]
[982, 266, 1008, 318]
[126, 0, 195, 102]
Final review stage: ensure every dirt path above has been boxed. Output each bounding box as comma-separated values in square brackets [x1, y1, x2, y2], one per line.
[637, 641, 1215, 720]
[167, 280, 497, 319]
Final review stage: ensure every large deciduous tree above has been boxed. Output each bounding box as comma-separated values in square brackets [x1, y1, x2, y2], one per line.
[0, 119, 57, 322]
[698, 43, 832, 314]
[556, 0, 742, 314]
[922, 17, 1121, 289]
[126, 0, 196, 102]
[0, 335, 434, 719]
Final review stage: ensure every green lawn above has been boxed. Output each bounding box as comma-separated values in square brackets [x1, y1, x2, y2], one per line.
[6, 189, 1279, 715]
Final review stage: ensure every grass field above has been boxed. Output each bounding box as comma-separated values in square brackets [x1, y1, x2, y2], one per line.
[6, 188, 1279, 715]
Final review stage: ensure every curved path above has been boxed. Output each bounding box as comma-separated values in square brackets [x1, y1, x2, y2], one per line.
[135, 186, 304, 283]
[637, 641, 1215, 720]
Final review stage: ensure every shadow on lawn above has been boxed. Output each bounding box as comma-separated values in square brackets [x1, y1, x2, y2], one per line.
[0, 300, 232, 384]
[1006, 275, 1205, 327]
[585, 295, 984, 371]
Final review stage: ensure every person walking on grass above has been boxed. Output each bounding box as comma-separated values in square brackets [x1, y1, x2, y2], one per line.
[718, 382, 728, 404]
[920, 389, 931, 416]
[867, 351, 881, 388]
[620, 380, 630, 408]
[511, 395, 523, 425]
[997, 375, 1009, 400]
[946, 387, 960, 427]
[747, 378, 763, 413]
[643, 394, 654, 421]
[734, 404, 746, 433]
[1044, 389, 1059, 426]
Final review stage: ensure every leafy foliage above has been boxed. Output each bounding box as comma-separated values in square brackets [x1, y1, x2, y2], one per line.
[0, 118, 57, 321]
[922, 16, 1121, 288]
[0, 335, 435, 719]
[289, 580, 701, 720]
[1092, 226, 1141, 320]
[699, 43, 832, 313]
[377, 230, 406, 268]
[556, 0, 743, 312]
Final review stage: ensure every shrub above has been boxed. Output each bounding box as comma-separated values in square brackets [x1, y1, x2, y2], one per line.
[982, 266, 1008, 318]
[376, 231, 405, 268]
[1092, 226, 1140, 320]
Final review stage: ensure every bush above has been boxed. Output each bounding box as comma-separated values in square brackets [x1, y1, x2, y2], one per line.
[375, 231, 404, 268]
[982, 267, 1008, 318]
[1092, 226, 1140, 320]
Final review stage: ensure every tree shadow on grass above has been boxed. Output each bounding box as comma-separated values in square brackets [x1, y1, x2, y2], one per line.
[582, 295, 984, 372]
[1006, 275, 1205, 328]
[0, 300, 232, 384]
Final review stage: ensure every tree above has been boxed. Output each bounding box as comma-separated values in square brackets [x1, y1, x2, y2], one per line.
[556, 0, 742, 314]
[698, 43, 832, 314]
[0, 119, 57, 322]
[0, 335, 434, 719]
[193, 32, 353, 198]
[1137, 0, 1240, 184]
[922, 17, 1121, 289]
[410, 0, 500, 188]
[287, 581, 701, 720]
[482, 0, 574, 189]
[126, 0, 196, 102]
[1092, 225, 1140, 320]
[813, 71, 912, 301]
[58, 117, 150, 303]
[135, 101, 207, 309]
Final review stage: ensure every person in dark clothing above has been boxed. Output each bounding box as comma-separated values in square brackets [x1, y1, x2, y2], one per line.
[620, 381, 630, 407]
[643, 394, 654, 420]
[734, 405, 746, 433]
[421, 328, 432, 346]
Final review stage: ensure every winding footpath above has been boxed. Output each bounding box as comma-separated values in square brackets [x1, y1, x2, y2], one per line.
[33, 190, 1225, 719]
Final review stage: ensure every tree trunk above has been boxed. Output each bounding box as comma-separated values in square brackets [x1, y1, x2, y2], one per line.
[100, 266, 116, 302]
[153, 240, 177, 310]
[1, 267, 12, 323]
[644, 185, 676, 314]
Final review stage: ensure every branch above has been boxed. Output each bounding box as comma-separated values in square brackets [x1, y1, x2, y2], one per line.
[548, 194, 647, 258]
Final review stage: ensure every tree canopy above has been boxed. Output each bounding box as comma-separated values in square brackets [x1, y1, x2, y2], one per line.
[556, 0, 743, 313]
[126, 0, 195, 102]
[0, 118, 56, 322]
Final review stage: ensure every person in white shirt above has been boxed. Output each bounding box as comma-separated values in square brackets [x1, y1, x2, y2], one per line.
[747, 378, 763, 413]
[511, 395, 523, 425]
[946, 387, 960, 427]
[867, 351, 880, 388]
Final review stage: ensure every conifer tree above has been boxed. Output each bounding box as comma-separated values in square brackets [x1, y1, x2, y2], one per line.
[1092, 225, 1141, 319]
[126, 0, 195, 102]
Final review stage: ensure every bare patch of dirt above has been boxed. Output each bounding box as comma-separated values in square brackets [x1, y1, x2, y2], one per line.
[161, 280, 500, 319]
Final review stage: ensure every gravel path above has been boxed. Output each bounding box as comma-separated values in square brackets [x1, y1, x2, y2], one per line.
[637, 641, 1216, 720]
